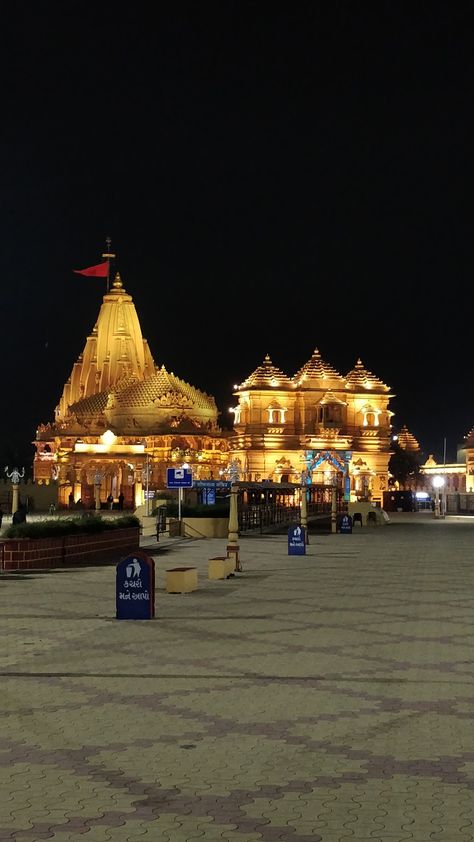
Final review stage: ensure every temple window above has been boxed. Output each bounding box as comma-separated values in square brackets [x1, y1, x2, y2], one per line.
[317, 403, 342, 425]
[363, 409, 379, 427]
[267, 406, 287, 424]
[231, 405, 242, 424]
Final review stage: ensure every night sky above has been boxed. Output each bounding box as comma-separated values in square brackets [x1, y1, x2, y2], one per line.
[1, 2, 472, 470]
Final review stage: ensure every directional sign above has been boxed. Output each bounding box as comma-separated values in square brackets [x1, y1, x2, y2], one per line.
[116, 551, 155, 620]
[288, 525, 306, 555]
[338, 514, 353, 534]
[166, 467, 193, 488]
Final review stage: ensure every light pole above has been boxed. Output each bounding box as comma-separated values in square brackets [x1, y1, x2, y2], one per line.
[227, 483, 241, 571]
[144, 454, 151, 516]
[5, 466, 25, 516]
[432, 475, 445, 519]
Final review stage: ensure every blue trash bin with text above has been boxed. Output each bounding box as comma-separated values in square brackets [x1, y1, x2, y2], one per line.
[288, 525, 306, 555]
[116, 551, 155, 619]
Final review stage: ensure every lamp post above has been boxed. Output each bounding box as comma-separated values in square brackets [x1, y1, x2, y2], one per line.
[432, 475, 445, 519]
[5, 466, 25, 515]
[227, 483, 241, 571]
[143, 454, 151, 516]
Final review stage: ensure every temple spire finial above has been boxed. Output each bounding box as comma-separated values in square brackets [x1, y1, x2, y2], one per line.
[102, 236, 116, 292]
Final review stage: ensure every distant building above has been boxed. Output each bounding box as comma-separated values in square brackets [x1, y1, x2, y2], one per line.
[34, 273, 228, 508]
[419, 454, 466, 494]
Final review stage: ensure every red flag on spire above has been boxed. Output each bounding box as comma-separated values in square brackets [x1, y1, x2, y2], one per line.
[73, 260, 109, 277]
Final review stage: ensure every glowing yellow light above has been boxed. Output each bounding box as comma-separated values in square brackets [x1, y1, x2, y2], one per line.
[101, 430, 116, 446]
[75, 443, 145, 454]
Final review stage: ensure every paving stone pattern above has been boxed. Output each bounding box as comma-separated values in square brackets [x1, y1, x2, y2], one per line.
[1, 513, 474, 840]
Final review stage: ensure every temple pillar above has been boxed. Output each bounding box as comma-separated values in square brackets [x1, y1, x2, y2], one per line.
[93, 471, 103, 511]
[74, 469, 82, 503]
[135, 479, 143, 509]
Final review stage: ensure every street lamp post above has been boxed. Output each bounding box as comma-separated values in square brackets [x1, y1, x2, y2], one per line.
[227, 483, 241, 572]
[5, 466, 25, 515]
[144, 454, 151, 516]
[432, 475, 445, 519]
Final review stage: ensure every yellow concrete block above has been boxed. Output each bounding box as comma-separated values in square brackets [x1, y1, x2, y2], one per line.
[166, 567, 198, 593]
[208, 557, 227, 580]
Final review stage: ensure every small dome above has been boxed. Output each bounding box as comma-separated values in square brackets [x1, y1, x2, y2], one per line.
[293, 348, 344, 386]
[396, 424, 420, 451]
[237, 354, 293, 389]
[345, 358, 390, 392]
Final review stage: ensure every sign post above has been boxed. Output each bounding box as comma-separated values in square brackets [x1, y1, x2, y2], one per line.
[166, 468, 193, 535]
[288, 525, 306, 555]
[116, 551, 155, 620]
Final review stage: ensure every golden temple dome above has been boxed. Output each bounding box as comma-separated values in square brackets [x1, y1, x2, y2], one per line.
[344, 358, 390, 392]
[237, 354, 293, 389]
[293, 348, 344, 387]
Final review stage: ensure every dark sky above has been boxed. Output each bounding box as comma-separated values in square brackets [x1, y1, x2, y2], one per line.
[1, 2, 472, 468]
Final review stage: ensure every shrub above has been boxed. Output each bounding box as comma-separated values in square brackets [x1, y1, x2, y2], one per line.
[4, 515, 140, 540]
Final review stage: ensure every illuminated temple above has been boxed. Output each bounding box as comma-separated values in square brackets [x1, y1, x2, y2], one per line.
[34, 274, 228, 507]
[229, 351, 394, 503]
[34, 273, 395, 507]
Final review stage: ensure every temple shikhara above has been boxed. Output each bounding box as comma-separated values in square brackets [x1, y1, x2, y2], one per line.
[34, 270, 395, 507]
[34, 273, 228, 507]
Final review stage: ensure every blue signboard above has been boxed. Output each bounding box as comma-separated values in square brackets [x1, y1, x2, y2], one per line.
[194, 480, 230, 504]
[288, 525, 306, 555]
[166, 467, 193, 488]
[194, 480, 231, 489]
[116, 552, 155, 620]
[338, 514, 353, 534]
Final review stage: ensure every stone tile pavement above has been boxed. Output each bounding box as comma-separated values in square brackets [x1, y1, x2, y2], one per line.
[2, 512, 474, 840]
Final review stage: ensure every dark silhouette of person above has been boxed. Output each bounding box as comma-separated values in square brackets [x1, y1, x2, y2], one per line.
[12, 505, 27, 525]
[69, 491, 74, 509]
[118, 491, 124, 510]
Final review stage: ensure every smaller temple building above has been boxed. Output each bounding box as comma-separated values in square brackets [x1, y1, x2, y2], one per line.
[228, 350, 394, 503]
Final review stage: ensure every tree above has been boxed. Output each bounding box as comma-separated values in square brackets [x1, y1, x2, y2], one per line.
[388, 442, 423, 488]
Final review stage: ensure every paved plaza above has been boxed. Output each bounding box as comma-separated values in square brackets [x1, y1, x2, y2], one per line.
[2, 513, 474, 840]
